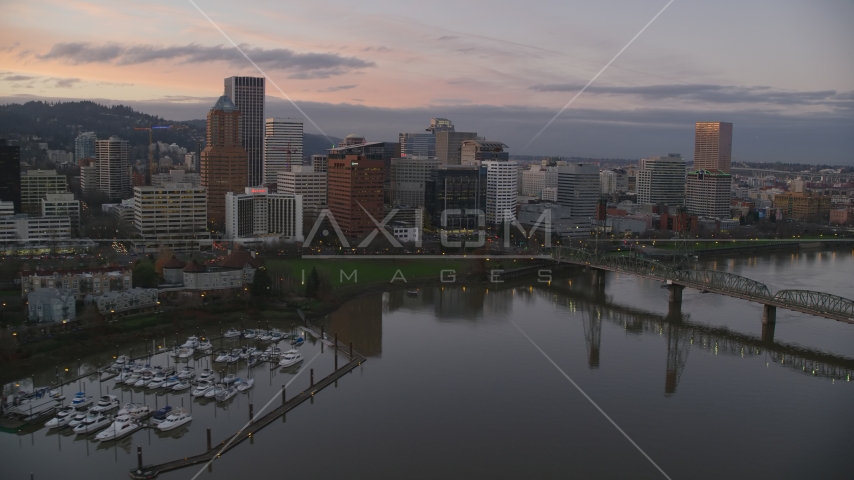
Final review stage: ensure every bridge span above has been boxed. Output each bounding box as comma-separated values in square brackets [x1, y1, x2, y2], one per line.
[547, 247, 854, 326]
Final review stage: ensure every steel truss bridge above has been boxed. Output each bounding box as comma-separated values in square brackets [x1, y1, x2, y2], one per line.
[548, 247, 854, 324]
[525, 284, 854, 394]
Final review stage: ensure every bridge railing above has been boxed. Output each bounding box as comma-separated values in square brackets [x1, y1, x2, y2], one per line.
[773, 290, 854, 320]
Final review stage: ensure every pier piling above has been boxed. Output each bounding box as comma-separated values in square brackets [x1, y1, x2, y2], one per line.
[310, 369, 314, 387]
[206, 428, 211, 450]
[281, 385, 285, 405]
[249, 403, 254, 421]
[137, 446, 143, 469]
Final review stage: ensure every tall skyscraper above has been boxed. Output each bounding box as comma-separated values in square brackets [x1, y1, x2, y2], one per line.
[263, 118, 303, 185]
[425, 165, 486, 231]
[0, 139, 21, 213]
[96, 136, 131, 201]
[557, 163, 600, 218]
[327, 155, 384, 238]
[694, 122, 733, 173]
[686, 169, 731, 218]
[200, 96, 248, 226]
[225, 76, 265, 186]
[637, 154, 686, 206]
[74, 132, 97, 163]
[390, 157, 440, 207]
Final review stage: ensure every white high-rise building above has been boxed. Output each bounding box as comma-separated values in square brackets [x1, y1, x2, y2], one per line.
[637, 154, 686, 206]
[225, 76, 266, 186]
[263, 118, 303, 185]
[278, 166, 327, 208]
[484, 160, 518, 225]
[225, 187, 303, 244]
[600, 169, 628, 195]
[41, 193, 80, 233]
[557, 163, 599, 218]
[151, 170, 201, 188]
[21, 169, 67, 214]
[96, 136, 131, 201]
[522, 165, 558, 198]
[74, 132, 97, 162]
[132, 183, 209, 252]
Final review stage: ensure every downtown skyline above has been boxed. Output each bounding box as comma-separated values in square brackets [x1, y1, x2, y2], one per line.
[1, 0, 852, 164]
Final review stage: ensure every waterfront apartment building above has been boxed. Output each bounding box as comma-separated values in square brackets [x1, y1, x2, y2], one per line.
[41, 193, 80, 233]
[263, 118, 303, 184]
[685, 169, 732, 218]
[694, 122, 733, 173]
[200, 95, 248, 226]
[225, 76, 266, 186]
[311, 154, 328, 173]
[277, 166, 327, 209]
[557, 163, 600, 218]
[484, 160, 518, 225]
[773, 192, 832, 222]
[637, 154, 686, 206]
[74, 132, 97, 162]
[96, 136, 132, 201]
[224, 187, 304, 245]
[327, 156, 385, 238]
[1, 139, 22, 213]
[425, 165, 487, 231]
[21, 267, 132, 299]
[435, 131, 478, 165]
[133, 183, 209, 252]
[21, 169, 67, 214]
[390, 156, 441, 207]
[460, 140, 509, 166]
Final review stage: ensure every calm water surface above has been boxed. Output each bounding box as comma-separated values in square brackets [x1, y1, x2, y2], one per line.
[3, 249, 854, 480]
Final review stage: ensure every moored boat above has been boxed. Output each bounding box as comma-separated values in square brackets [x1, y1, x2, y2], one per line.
[157, 408, 192, 431]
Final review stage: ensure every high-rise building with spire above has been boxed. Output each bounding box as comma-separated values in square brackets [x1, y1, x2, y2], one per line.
[200, 96, 248, 226]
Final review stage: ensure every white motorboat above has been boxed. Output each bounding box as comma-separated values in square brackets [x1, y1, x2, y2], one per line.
[247, 355, 260, 368]
[112, 355, 130, 368]
[173, 380, 192, 391]
[147, 372, 168, 389]
[73, 412, 111, 435]
[124, 372, 142, 385]
[95, 415, 141, 441]
[223, 327, 240, 338]
[90, 395, 120, 413]
[134, 371, 154, 388]
[242, 329, 257, 339]
[214, 351, 230, 363]
[177, 366, 195, 380]
[191, 381, 213, 397]
[270, 332, 284, 342]
[259, 331, 272, 341]
[117, 403, 150, 419]
[177, 347, 194, 359]
[279, 349, 303, 367]
[222, 374, 237, 385]
[45, 406, 76, 429]
[205, 384, 225, 399]
[68, 392, 93, 409]
[216, 386, 237, 402]
[226, 354, 239, 365]
[114, 369, 133, 383]
[132, 363, 151, 374]
[236, 378, 254, 392]
[197, 340, 213, 352]
[162, 376, 180, 389]
[68, 409, 90, 427]
[157, 408, 192, 431]
[181, 336, 200, 348]
[197, 369, 215, 383]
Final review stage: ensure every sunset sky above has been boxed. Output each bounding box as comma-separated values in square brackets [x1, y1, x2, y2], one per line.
[1, 0, 852, 163]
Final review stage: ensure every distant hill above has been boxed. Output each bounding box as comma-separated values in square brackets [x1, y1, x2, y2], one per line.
[0, 101, 341, 162]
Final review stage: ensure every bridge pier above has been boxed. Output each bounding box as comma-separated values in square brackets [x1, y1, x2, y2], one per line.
[667, 284, 684, 304]
[666, 301, 683, 323]
[761, 322, 776, 344]
[762, 305, 776, 325]
[591, 268, 606, 286]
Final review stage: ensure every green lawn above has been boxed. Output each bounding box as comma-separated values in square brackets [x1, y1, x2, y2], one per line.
[263, 257, 478, 287]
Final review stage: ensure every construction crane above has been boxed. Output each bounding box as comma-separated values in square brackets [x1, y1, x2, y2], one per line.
[134, 124, 187, 185]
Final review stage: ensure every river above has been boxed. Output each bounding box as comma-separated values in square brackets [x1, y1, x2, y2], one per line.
[3, 248, 853, 479]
